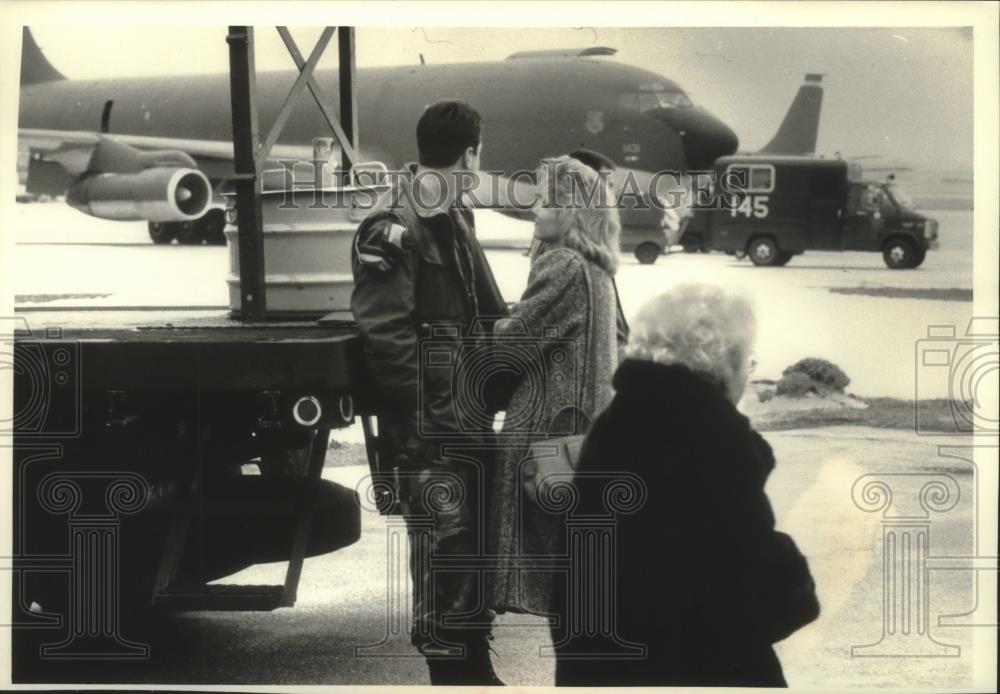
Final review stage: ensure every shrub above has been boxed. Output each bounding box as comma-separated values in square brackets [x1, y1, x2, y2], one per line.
[782, 358, 850, 394]
[775, 371, 820, 398]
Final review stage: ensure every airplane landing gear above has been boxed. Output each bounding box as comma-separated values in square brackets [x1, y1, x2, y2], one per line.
[147, 209, 226, 245]
[148, 221, 175, 244]
[175, 220, 200, 245]
[196, 209, 227, 245]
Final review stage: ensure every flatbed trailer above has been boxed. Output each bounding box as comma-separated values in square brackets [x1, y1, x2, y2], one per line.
[8, 27, 380, 663]
[11, 308, 368, 627]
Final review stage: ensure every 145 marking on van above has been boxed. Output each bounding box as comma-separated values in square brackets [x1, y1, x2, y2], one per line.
[731, 195, 770, 218]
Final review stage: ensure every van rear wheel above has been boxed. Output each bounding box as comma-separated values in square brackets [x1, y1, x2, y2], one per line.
[748, 236, 782, 266]
[883, 238, 916, 269]
[679, 231, 705, 253]
[635, 242, 661, 265]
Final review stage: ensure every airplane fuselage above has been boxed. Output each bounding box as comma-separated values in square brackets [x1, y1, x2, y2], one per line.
[18, 57, 739, 177]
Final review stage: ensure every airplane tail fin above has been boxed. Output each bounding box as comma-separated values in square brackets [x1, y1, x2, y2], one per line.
[760, 73, 823, 155]
[21, 27, 66, 86]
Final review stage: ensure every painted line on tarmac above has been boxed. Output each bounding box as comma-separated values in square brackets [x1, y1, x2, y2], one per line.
[15, 241, 219, 248]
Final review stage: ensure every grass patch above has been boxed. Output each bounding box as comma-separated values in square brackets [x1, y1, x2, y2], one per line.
[325, 440, 368, 467]
[15, 292, 112, 303]
[828, 287, 973, 302]
[754, 397, 972, 433]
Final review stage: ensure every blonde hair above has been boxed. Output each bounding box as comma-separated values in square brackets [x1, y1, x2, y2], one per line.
[626, 283, 756, 398]
[537, 155, 620, 274]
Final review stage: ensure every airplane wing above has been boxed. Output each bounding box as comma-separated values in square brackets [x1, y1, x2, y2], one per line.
[19, 127, 321, 190]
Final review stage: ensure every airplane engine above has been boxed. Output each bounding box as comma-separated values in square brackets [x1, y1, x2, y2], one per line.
[66, 167, 212, 222]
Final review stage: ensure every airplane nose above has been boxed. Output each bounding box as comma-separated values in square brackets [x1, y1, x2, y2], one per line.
[652, 106, 739, 170]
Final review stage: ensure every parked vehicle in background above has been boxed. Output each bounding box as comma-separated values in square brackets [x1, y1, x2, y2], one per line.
[688, 155, 939, 268]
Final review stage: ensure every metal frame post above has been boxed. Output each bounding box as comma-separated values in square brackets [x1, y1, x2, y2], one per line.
[226, 26, 267, 321]
[338, 27, 358, 174]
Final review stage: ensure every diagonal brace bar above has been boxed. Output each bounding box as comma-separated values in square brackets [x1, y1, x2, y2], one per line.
[257, 27, 335, 165]
[276, 26, 360, 169]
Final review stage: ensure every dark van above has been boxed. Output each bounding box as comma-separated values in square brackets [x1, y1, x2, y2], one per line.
[618, 201, 678, 264]
[700, 155, 939, 268]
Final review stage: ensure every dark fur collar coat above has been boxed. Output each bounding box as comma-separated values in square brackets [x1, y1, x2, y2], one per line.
[551, 359, 820, 687]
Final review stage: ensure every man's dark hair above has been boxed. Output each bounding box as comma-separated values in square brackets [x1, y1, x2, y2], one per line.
[417, 100, 482, 168]
[569, 148, 617, 173]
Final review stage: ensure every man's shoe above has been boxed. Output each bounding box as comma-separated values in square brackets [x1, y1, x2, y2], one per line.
[465, 633, 504, 686]
[425, 656, 467, 685]
[423, 636, 504, 686]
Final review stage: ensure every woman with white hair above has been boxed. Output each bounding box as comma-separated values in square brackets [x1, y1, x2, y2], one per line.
[485, 155, 621, 617]
[550, 283, 820, 687]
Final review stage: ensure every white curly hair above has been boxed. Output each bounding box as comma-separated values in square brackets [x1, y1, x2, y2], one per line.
[625, 283, 756, 401]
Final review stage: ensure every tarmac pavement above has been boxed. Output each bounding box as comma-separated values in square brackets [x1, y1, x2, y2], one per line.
[12, 426, 990, 689]
[6, 202, 991, 688]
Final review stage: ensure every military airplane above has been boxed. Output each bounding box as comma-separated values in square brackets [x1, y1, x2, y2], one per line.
[17, 28, 819, 245]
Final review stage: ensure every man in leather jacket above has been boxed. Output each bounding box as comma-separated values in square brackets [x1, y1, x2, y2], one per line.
[350, 100, 508, 685]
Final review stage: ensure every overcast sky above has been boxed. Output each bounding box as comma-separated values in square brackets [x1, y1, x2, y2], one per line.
[28, 26, 974, 171]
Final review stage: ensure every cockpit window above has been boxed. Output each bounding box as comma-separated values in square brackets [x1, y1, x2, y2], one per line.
[654, 91, 693, 108]
[638, 92, 661, 112]
[619, 89, 692, 112]
[618, 93, 639, 111]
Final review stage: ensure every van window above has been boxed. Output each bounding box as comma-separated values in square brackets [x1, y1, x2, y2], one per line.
[725, 164, 774, 193]
[749, 167, 773, 191]
[866, 185, 883, 208]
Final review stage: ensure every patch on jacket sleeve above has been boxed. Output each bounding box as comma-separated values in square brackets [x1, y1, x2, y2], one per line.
[384, 223, 407, 250]
[354, 219, 410, 274]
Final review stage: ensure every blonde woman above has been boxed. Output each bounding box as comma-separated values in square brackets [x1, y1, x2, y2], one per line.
[486, 155, 621, 617]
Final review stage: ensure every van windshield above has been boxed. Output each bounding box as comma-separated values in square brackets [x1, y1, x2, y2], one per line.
[885, 183, 916, 209]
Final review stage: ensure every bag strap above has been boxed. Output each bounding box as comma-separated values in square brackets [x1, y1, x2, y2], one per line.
[547, 404, 590, 436]
[612, 276, 629, 338]
[578, 255, 596, 419]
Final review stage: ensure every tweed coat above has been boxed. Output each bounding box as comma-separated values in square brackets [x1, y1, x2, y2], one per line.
[485, 245, 618, 615]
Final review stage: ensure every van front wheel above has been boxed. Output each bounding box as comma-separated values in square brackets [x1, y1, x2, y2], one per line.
[748, 236, 781, 266]
[883, 238, 916, 269]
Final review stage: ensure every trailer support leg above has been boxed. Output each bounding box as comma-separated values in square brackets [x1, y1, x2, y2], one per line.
[280, 426, 331, 607]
